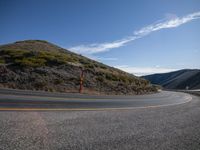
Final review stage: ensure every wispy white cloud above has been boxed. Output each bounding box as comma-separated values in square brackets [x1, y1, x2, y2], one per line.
[82, 54, 118, 61]
[115, 65, 177, 76]
[134, 11, 200, 36]
[70, 36, 138, 54]
[70, 11, 200, 54]
[95, 57, 118, 61]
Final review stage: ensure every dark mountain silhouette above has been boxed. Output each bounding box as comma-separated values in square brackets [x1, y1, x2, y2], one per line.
[143, 69, 200, 90]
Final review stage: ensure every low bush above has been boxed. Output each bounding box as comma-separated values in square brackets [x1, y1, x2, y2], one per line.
[54, 78, 64, 85]
[0, 49, 79, 67]
[0, 57, 5, 64]
[105, 73, 119, 81]
[96, 76, 105, 82]
[16, 57, 46, 67]
[84, 63, 95, 69]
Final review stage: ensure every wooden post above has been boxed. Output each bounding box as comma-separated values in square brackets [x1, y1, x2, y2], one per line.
[79, 68, 84, 93]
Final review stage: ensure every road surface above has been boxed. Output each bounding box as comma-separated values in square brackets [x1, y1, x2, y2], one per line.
[0, 88, 200, 150]
[0, 88, 192, 110]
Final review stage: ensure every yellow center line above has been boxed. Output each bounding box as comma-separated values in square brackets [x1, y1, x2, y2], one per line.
[0, 95, 192, 111]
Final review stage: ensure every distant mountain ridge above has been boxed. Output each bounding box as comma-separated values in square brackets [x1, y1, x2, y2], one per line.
[0, 40, 157, 95]
[143, 69, 200, 90]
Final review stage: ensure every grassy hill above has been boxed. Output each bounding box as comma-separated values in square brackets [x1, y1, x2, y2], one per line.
[0, 40, 157, 95]
[143, 69, 200, 90]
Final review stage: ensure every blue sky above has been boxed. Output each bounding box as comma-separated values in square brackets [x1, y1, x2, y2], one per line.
[0, 0, 200, 75]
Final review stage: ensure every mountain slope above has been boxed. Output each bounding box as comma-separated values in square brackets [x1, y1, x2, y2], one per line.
[0, 40, 156, 95]
[143, 69, 200, 90]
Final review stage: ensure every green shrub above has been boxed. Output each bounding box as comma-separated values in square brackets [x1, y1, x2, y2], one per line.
[2, 49, 30, 58]
[16, 57, 46, 67]
[84, 63, 95, 69]
[119, 75, 129, 83]
[34, 81, 47, 89]
[0, 49, 80, 67]
[96, 76, 105, 82]
[0, 57, 5, 64]
[105, 73, 119, 81]
[38, 51, 77, 65]
[99, 65, 107, 69]
[79, 58, 91, 65]
[54, 79, 64, 85]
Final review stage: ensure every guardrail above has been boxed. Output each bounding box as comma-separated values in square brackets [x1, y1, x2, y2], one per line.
[177, 90, 200, 96]
[163, 89, 200, 96]
[182, 91, 200, 96]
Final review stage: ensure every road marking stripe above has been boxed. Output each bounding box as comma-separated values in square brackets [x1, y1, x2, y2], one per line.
[0, 95, 192, 111]
[0, 91, 175, 100]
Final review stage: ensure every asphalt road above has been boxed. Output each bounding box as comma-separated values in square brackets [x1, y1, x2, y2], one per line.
[0, 88, 192, 110]
[0, 89, 200, 150]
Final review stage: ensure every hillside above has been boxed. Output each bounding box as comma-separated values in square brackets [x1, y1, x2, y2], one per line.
[0, 40, 157, 95]
[143, 69, 200, 90]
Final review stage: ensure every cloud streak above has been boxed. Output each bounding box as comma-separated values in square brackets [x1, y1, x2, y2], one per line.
[95, 57, 118, 61]
[70, 11, 200, 54]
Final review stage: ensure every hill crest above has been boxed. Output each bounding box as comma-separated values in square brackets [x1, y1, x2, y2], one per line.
[0, 40, 157, 95]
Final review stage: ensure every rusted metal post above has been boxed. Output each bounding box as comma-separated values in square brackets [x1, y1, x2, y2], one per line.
[79, 68, 84, 93]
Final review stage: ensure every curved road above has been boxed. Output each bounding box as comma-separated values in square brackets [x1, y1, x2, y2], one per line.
[0, 88, 200, 150]
[0, 88, 192, 110]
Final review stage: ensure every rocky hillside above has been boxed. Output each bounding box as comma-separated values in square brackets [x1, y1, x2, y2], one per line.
[0, 40, 157, 95]
[143, 69, 200, 90]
